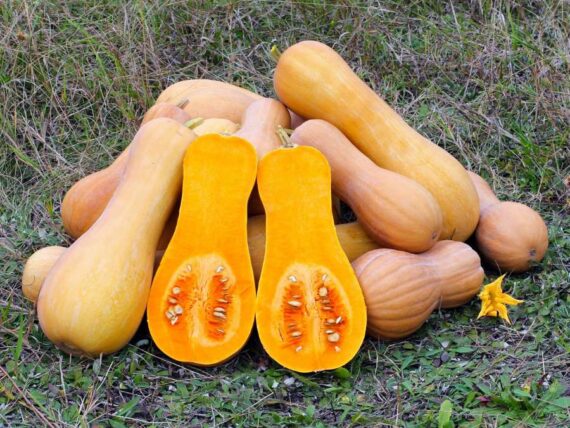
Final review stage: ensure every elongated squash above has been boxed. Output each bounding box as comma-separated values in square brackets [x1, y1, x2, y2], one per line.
[256, 144, 367, 372]
[38, 119, 196, 356]
[62, 114, 237, 240]
[353, 241, 484, 339]
[291, 120, 442, 252]
[147, 135, 257, 366]
[156, 79, 262, 123]
[22, 246, 66, 302]
[468, 172, 548, 272]
[274, 41, 479, 241]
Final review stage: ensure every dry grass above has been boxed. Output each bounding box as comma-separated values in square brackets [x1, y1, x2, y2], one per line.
[1, 1, 569, 426]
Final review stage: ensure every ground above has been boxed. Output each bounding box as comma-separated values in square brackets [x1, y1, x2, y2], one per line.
[1, 1, 569, 426]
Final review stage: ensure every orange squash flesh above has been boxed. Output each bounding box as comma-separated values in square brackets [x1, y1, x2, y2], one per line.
[256, 145, 367, 372]
[274, 41, 479, 241]
[147, 135, 257, 365]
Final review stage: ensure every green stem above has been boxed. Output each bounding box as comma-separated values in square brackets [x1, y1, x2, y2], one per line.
[276, 125, 296, 148]
[184, 117, 204, 129]
[270, 45, 282, 63]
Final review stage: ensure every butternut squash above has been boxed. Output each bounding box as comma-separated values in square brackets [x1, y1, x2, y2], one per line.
[469, 172, 548, 272]
[256, 144, 367, 372]
[22, 246, 66, 302]
[156, 79, 262, 123]
[62, 114, 237, 240]
[274, 41, 479, 241]
[38, 118, 196, 356]
[291, 120, 442, 252]
[147, 135, 257, 366]
[353, 241, 484, 339]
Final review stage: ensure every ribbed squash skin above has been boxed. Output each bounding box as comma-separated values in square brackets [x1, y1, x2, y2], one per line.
[38, 119, 196, 356]
[22, 246, 66, 301]
[256, 145, 367, 372]
[147, 135, 257, 366]
[274, 41, 479, 241]
[291, 120, 442, 252]
[247, 215, 378, 281]
[353, 241, 484, 339]
[156, 79, 262, 122]
[62, 114, 237, 240]
[468, 172, 548, 272]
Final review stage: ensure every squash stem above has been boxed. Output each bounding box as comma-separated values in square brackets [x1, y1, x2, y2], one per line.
[270, 45, 282, 62]
[276, 125, 296, 148]
[176, 98, 189, 109]
[184, 117, 204, 129]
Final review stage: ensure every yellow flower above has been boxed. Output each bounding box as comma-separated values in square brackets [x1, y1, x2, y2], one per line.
[477, 275, 524, 324]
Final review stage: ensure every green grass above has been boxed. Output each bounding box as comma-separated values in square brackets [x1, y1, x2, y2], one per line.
[1, 1, 569, 426]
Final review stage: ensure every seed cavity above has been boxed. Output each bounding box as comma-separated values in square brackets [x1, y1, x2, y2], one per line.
[318, 287, 328, 297]
[288, 300, 302, 308]
[327, 332, 340, 343]
[172, 287, 181, 295]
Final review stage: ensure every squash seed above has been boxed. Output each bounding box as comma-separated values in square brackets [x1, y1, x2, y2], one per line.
[174, 305, 183, 315]
[217, 328, 225, 334]
[213, 311, 226, 319]
[217, 298, 228, 304]
[288, 275, 297, 283]
[291, 331, 302, 337]
[168, 297, 177, 304]
[219, 277, 229, 284]
[325, 329, 334, 334]
[295, 346, 303, 352]
[172, 287, 181, 295]
[335, 316, 343, 324]
[214, 307, 226, 313]
[323, 306, 333, 311]
[165, 310, 174, 319]
[318, 287, 328, 297]
[215, 265, 224, 273]
[335, 346, 341, 352]
[288, 300, 302, 308]
[170, 316, 178, 325]
[326, 318, 335, 324]
[327, 332, 340, 343]
[186, 264, 192, 272]
[321, 274, 328, 282]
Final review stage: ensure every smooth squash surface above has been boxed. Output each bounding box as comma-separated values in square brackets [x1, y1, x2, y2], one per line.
[256, 145, 367, 372]
[353, 241, 484, 340]
[38, 118, 196, 356]
[22, 246, 66, 301]
[469, 172, 548, 272]
[147, 135, 257, 365]
[156, 79, 262, 122]
[291, 120, 442, 252]
[274, 41, 479, 241]
[62, 115, 237, 240]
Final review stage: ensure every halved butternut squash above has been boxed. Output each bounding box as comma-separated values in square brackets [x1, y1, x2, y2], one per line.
[147, 134, 257, 366]
[256, 144, 367, 372]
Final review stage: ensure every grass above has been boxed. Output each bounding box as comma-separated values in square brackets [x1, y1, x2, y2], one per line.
[1, 0, 569, 426]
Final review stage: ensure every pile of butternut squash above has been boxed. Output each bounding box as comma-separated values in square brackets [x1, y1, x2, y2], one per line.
[22, 41, 548, 372]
